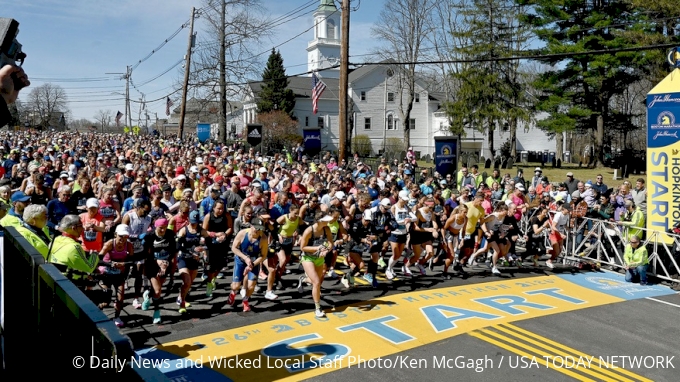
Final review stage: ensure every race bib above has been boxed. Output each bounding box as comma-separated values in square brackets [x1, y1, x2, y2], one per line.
[281, 237, 293, 246]
[84, 230, 98, 242]
[154, 250, 170, 260]
[132, 239, 144, 254]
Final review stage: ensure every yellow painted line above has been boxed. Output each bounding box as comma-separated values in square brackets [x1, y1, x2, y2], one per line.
[476, 328, 626, 382]
[468, 330, 597, 382]
[145, 275, 627, 381]
[493, 325, 634, 381]
[500, 324, 653, 382]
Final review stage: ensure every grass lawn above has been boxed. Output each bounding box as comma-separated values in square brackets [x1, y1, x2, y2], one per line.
[417, 160, 645, 186]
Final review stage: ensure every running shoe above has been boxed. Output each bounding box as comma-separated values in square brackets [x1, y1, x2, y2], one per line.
[378, 257, 387, 268]
[363, 273, 374, 284]
[132, 298, 142, 309]
[152, 310, 161, 324]
[227, 291, 236, 306]
[545, 260, 555, 269]
[178, 307, 187, 314]
[216, 272, 224, 279]
[200, 273, 208, 281]
[372, 277, 379, 288]
[346, 271, 355, 286]
[341, 275, 350, 288]
[265, 291, 278, 300]
[385, 269, 395, 280]
[428, 258, 435, 272]
[416, 263, 427, 275]
[297, 275, 306, 294]
[175, 297, 191, 307]
[206, 280, 216, 297]
[141, 290, 151, 311]
[326, 269, 338, 279]
[240, 287, 246, 298]
[401, 265, 413, 277]
[492, 267, 501, 275]
[113, 317, 124, 328]
[242, 300, 251, 312]
[315, 309, 326, 318]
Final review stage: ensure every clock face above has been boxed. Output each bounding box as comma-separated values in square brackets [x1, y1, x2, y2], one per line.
[327, 56, 338, 65]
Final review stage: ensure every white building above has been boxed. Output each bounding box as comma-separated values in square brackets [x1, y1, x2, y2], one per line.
[244, 0, 558, 159]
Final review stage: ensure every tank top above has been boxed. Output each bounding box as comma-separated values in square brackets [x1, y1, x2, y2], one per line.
[172, 213, 189, 234]
[240, 232, 261, 260]
[418, 208, 433, 229]
[279, 215, 299, 238]
[353, 206, 365, 222]
[393, 205, 409, 235]
[236, 217, 251, 232]
[99, 241, 129, 274]
[180, 227, 202, 257]
[31, 188, 49, 205]
[128, 210, 152, 253]
[208, 212, 228, 233]
[450, 216, 465, 231]
[329, 221, 339, 239]
[99, 201, 117, 221]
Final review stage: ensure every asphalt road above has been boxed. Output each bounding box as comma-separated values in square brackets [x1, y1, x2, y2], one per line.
[304, 292, 680, 382]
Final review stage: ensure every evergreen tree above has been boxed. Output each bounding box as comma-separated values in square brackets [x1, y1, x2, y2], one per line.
[257, 49, 296, 118]
[517, 0, 658, 167]
[446, 0, 532, 158]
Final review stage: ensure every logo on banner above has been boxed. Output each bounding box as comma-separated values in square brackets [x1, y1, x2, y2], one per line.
[304, 134, 320, 143]
[651, 111, 680, 129]
[248, 129, 261, 138]
[441, 144, 453, 156]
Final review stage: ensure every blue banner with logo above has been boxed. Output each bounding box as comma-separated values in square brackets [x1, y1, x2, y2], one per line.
[197, 123, 211, 143]
[303, 128, 321, 156]
[434, 136, 458, 177]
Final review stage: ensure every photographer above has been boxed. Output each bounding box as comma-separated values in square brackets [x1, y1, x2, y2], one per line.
[0, 64, 30, 127]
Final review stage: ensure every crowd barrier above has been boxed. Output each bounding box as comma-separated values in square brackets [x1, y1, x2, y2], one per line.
[0, 227, 169, 379]
[561, 217, 680, 285]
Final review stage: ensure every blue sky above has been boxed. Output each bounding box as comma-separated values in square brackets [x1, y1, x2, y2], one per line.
[5, 0, 380, 122]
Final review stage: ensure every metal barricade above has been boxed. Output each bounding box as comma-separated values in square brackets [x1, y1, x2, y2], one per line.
[563, 217, 680, 285]
[1, 227, 169, 379]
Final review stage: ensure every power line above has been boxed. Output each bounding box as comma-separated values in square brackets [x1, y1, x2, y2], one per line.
[349, 43, 679, 66]
[130, 19, 191, 71]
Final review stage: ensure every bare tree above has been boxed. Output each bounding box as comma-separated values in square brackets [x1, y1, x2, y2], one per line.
[189, 0, 273, 143]
[372, 0, 437, 151]
[25, 83, 69, 129]
[94, 109, 112, 133]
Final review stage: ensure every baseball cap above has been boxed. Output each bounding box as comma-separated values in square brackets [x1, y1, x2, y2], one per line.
[189, 210, 201, 224]
[258, 167, 268, 173]
[334, 191, 346, 201]
[515, 184, 525, 191]
[319, 215, 334, 222]
[566, 172, 574, 177]
[362, 209, 373, 221]
[535, 167, 542, 172]
[125, 164, 134, 171]
[11, 191, 30, 203]
[154, 218, 169, 227]
[251, 217, 265, 231]
[86, 198, 100, 209]
[115, 224, 131, 236]
[380, 198, 392, 207]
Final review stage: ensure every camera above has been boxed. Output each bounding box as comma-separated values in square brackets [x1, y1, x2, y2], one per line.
[0, 18, 27, 89]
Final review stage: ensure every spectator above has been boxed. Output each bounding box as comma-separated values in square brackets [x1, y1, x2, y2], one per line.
[619, 200, 645, 242]
[592, 174, 608, 195]
[564, 171, 579, 194]
[631, 178, 646, 215]
[530, 167, 543, 190]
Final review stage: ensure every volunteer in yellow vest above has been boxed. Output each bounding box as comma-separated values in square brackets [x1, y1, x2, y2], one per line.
[619, 200, 645, 241]
[0, 201, 10, 224]
[624, 235, 648, 285]
[16, 204, 52, 259]
[0, 191, 31, 229]
[49, 214, 98, 284]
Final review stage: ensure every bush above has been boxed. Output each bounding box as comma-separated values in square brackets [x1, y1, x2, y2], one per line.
[500, 140, 512, 159]
[383, 137, 403, 160]
[352, 135, 373, 157]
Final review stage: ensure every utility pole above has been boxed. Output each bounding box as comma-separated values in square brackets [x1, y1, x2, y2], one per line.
[338, 0, 350, 162]
[126, 66, 131, 129]
[179, 7, 196, 140]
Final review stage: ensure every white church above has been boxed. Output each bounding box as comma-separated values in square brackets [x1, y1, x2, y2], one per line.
[243, 0, 558, 160]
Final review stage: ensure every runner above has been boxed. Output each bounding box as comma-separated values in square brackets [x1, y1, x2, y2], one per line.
[141, 218, 178, 324]
[176, 210, 211, 313]
[227, 218, 268, 312]
[298, 211, 335, 317]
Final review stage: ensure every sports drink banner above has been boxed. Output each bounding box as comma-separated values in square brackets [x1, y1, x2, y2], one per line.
[647, 68, 680, 243]
[197, 123, 211, 143]
[247, 124, 263, 147]
[303, 128, 321, 156]
[434, 136, 458, 178]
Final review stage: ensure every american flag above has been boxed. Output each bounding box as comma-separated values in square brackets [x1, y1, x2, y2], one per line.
[312, 72, 326, 115]
[115, 111, 123, 126]
[166, 96, 174, 116]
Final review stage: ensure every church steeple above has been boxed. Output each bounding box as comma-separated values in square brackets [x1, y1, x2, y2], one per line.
[307, 0, 341, 78]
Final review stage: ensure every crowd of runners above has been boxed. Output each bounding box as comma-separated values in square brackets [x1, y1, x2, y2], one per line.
[0, 130, 649, 328]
